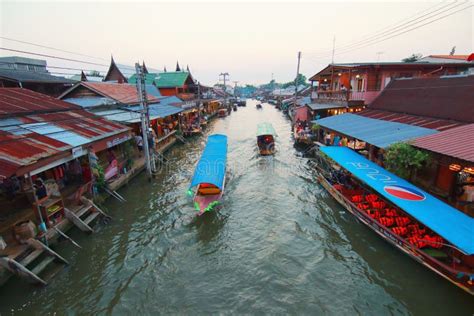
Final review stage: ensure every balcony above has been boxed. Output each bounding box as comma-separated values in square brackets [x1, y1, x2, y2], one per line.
[311, 90, 381, 106]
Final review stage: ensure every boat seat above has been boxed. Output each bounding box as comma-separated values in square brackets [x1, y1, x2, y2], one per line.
[198, 187, 221, 195]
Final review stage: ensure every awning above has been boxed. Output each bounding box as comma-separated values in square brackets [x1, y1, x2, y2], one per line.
[307, 103, 346, 111]
[95, 103, 183, 124]
[190, 134, 228, 189]
[320, 146, 474, 255]
[313, 113, 438, 148]
[257, 122, 276, 137]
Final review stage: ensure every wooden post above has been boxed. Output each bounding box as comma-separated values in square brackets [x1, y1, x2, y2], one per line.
[27, 172, 48, 245]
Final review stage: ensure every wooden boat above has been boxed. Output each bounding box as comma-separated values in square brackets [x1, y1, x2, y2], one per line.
[189, 134, 228, 216]
[315, 146, 474, 295]
[256, 122, 276, 155]
[217, 108, 227, 117]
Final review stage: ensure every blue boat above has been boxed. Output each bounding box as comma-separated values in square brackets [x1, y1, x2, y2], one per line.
[316, 146, 474, 295]
[189, 134, 228, 215]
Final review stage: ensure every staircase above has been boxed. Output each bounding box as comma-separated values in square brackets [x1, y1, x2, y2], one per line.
[0, 238, 68, 286]
[64, 197, 111, 233]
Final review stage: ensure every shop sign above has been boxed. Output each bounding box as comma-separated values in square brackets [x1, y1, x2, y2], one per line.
[72, 146, 84, 158]
[107, 134, 131, 148]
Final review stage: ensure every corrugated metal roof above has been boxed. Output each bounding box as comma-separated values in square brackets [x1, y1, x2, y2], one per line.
[0, 88, 130, 179]
[97, 102, 183, 124]
[412, 124, 474, 163]
[358, 109, 465, 131]
[145, 84, 162, 97]
[0, 69, 75, 83]
[307, 103, 346, 111]
[0, 88, 81, 117]
[128, 73, 159, 85]
[314, 113, 438, 148]
[60, 82, 160, 106]
[158, 95, 183, 107]
[154, 72, 191, 88]
[62, 96, 115, 108]
[369, 76, 474, 123]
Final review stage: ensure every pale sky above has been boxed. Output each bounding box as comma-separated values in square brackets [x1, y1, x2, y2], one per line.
[0, 0, 473, 85]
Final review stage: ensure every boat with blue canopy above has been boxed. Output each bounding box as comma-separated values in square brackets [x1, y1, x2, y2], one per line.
[257, 122, 276, 155]
[189, 134, 228, 215]
[315, 146, 474, 295]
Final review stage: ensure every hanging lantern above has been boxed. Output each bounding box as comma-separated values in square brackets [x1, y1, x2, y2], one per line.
[463, 167, 474, 175]
[449, 164, 462, 172]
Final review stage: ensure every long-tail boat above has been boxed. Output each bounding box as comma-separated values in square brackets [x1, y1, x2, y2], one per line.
[256, 122, 276, 155]
[189, 134, 228, 215]
[315, 146, 474, 295]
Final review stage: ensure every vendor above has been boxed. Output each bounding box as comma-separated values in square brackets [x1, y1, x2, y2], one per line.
[34, 178, 47, 200]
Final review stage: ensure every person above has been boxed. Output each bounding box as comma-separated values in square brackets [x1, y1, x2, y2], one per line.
[333, 135, 341, 146]
[324, 133, 331, 146]
[341, 84, 347, 92]
[135, 134, 143, 153]
[107, 148, 116, 164]
[34, 178, 47, 200]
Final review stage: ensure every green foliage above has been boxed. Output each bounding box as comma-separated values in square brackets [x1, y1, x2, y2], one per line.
[88, 70, 103, 77]
[282, 74, 308, 88]
[402, 53, 423, 62]
[311, 124, 320, 132]
[384, 143, 430, 179]
[95, 164, 106, 190]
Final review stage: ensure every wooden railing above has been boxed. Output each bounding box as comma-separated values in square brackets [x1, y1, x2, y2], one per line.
[311, 90, 381, 104]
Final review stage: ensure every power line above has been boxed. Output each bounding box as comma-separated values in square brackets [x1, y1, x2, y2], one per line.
[0, 36, 108, 61]
[0, 47, 109, 67]
[304, 1, 461, 56]
[302, 2, 472, 61]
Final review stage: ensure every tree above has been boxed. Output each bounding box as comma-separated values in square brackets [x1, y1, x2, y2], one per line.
[88, 70, 103, 77]
[281, 74, 308, 88]
[384, 143, 430, 180]
[402, 53, 423, 62]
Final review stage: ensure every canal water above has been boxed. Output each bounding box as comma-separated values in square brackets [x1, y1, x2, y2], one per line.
[1, 100, 473, 314]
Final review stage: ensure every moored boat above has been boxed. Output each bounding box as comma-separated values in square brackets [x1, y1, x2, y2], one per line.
[189, 134, 228, 215]
[218, 108, 227, 117]
[257, 122, 276, 155]
[315, 146, 474, 295]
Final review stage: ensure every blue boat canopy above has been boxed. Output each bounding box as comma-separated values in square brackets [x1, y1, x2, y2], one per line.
[320, 146, 474, 255]
[190, 134, 228, 189]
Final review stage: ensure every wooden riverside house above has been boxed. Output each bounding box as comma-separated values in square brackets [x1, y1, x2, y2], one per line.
[0, 88, 133, 286]
[308, 60, 473, 117]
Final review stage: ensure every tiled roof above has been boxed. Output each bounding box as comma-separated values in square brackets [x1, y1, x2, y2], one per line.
[412, 124, 474, 163]
[0, 69, 75, 84]
[0, 88, 81, 117]
[369, 76, 474, 124]
[0, 88, 129, 179]
[65, 82, 160, 106]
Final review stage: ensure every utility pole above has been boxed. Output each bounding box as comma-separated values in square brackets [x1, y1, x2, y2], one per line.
[219, 72, 229, 105]
[233, 81, 239, 97]
[135, 63, 152, 179]
[294, 51, 301, 107]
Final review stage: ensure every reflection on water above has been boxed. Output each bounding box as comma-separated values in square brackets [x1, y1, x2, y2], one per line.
[0, 100, 473, 314]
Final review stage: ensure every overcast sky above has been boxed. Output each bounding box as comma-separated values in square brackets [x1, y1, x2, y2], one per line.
[0, 0, 472, 85]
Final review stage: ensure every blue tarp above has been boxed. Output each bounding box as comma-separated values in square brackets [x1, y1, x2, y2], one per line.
[320, 146, 474, 255]
[313, 113, 438, 148]
[190, 134, 228, 189]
